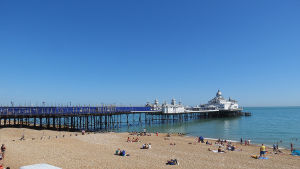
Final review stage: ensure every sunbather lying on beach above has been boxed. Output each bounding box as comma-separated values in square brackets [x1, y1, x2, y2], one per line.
[132, 137, 139, 142]
[206, 141, 212, 145]
[166, 159, 179, 165]
[208, 147, 226, 153]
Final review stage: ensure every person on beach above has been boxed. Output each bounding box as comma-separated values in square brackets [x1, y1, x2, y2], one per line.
[260, 144, 266, 157]
[291, 143, 294, 153]
[115, 148, 121, 155]
[273, 144, 277, 153]
[1, 144, 5, 159]
[120, 150, 126, 156]
[240, 138, 243, 145]
[218, 146, 226, 153]
[127, 137, 131, 142]
[143, 128, 146, 135]
[0, 145, 5, 153]
[200, 136, 204, 143]
[166, 159, 179, 165]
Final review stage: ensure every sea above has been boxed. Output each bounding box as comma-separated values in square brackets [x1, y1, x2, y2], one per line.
[115, 107, 300, 149]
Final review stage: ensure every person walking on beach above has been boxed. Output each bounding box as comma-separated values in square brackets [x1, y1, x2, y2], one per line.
[240, 138, 243, 145]
[291, 143, 294, 153]
[260, 144, 266, 157]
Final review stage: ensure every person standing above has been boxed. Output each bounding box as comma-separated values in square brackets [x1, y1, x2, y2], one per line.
[260, 144, 266, 157]
[273, 144, 277, 153]
[240, 138, 243, 145]
[291, 143, 294, 153]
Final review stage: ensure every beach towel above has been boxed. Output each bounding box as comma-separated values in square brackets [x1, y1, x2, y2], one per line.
[258, 157, 269, 160]
[292, 150, 300, 156]
[212, 150, 224, 153]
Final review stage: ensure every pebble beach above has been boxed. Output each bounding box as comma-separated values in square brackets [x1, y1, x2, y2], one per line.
[0, 128, 299, 169]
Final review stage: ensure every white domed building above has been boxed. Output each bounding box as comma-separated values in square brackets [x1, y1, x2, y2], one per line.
[202, 90, 240, 110]
[161, 98, 185, 114]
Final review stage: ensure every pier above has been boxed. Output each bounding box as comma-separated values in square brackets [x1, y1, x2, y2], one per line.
[0, 106, 245, 131]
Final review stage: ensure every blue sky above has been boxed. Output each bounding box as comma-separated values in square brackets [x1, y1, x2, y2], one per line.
[0, 0, 299, 106]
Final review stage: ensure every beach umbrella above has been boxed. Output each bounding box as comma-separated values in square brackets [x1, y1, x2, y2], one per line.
[19, 163, 62, 169]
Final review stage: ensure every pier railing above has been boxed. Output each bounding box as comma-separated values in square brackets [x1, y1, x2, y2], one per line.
[0, 106, 152, 117]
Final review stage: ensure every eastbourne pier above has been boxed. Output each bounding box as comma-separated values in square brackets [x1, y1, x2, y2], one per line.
[0, 91, 249, 131]
[0, 106, 244, 132]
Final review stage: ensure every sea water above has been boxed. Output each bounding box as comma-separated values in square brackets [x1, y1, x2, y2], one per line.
[116, 107, 300, 149]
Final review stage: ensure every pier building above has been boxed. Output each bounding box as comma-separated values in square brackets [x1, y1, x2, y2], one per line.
[161, 99, 185, 114]
[200, 90, 240, 110]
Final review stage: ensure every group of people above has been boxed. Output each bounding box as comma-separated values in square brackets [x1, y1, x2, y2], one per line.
[240, 138, 251, 146]
[272, 143, 283, 154]
[0, 144, 9, 169]
[215, 138, 228, 146]
[115, 148, 129, 156]
[0, 165, 9, 169]
[127, 137, 140, 142]
[141, 143, 151, 149]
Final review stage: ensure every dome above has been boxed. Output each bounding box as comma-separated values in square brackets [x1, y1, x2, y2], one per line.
[171, 98, 176, 105]
[216, 90, 222, 97]
[154, 99, 159, 105]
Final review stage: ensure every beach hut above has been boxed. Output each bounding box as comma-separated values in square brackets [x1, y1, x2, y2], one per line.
[20, 164, 62, 169]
